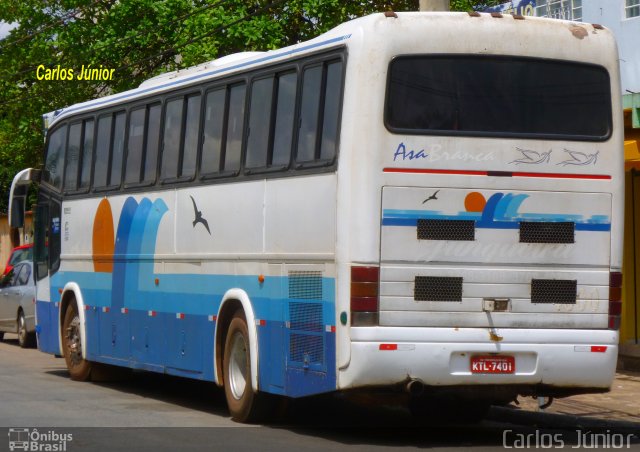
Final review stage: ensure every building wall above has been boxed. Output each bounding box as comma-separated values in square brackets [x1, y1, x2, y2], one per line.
[0, 212, 34, 273]
[579, 2, 640, 93]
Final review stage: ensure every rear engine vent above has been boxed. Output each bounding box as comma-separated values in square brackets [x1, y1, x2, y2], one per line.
[415, 276, 463, 302]
[531, 279, 577, 304]
[417, 219, 475, 241]
[289, 271, 323, 300]
[519, 222, 575, 244]
[289, 302, 324, 366]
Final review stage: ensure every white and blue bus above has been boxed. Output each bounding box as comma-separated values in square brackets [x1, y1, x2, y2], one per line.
[10, 12, 624, 422]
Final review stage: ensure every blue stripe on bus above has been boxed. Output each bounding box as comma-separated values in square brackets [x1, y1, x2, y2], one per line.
[52, 34, 351, 123]
[41, 271, 337, 397]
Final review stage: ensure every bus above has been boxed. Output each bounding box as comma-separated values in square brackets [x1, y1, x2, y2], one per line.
[9, 11, 624, 422]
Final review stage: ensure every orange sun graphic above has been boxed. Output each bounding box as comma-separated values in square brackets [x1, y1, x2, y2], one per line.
[464, 192, 486, 212]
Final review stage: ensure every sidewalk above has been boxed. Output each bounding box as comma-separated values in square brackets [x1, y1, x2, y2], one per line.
[505, 371, 640, 426]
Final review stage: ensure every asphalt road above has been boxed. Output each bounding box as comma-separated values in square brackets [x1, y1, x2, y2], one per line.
[1, 335, 638, 452]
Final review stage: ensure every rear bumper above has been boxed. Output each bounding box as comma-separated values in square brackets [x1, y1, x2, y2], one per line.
[339, 327, 618, 392]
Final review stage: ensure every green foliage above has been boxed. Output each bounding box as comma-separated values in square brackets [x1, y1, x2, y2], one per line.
[0, 0, 495, 212]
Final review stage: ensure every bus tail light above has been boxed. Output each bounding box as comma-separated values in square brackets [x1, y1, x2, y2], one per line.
[351, 266, 379, 326]
[608, 271, 622, 330]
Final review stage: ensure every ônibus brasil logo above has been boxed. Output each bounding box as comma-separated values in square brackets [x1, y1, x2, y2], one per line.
[8, 428, 72, 451]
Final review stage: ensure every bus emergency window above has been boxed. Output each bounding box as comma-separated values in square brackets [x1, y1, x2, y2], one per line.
[64, 122, 82, 191]
[109, 111, 126, 187]
[93, 115, 112, 188]
[201, 89, 225, 174]
[79, 120, 94, 190]
[43, 126, 67, 190]
[272, 72, 297, 166]
[246, 77, 275, 168]
[162, 98, 184, 179]
[224, 84, 245, 172]
[385, 56, 612, 140]
[125, 107, 146, 184]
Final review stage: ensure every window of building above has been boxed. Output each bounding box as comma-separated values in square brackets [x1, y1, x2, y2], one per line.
[627, 0, 640, 18]
[535, 0, 582, 20]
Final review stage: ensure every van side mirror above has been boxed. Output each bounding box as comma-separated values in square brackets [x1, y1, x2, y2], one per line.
[9, 168, 41, 228]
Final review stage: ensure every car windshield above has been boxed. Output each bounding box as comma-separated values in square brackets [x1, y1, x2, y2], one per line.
[9, 248, 33, 266]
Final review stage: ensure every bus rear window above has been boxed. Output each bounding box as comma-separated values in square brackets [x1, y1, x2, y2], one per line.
[385, 55, 612, 140]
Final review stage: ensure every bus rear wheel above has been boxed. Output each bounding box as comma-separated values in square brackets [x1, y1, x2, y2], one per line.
[62, 301, 92, 381]
[223, 312, 272, 423]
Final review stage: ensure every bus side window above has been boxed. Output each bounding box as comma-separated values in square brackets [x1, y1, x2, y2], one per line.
[125, 107, 146, 184]
[109, 111, 126, 187]
[272, 72, 297, 167]
[246, 76, 275, 169]
[161, 98, 184, 180]
[319, 61, 343, 161]
[182, 94, 201, 178]
[78, 119, 94, 190]
[49, 199, 61, 274]
[93, 115, 112, 189]
[143, 104, 161, 183]
[201, 88, 225, 175]
[43, 126, 67, 190]
[63, 122, 82, 191]
[223, 84, 246, 172]
[34, 202, 49, 281]
[296, 65, 322, 163]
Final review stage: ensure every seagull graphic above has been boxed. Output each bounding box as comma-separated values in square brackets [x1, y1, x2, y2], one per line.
[557, 149, 599, 166]
[190, 195, 211, 235]
[509, 148, 552, 165]
[422, 190, 440, 204]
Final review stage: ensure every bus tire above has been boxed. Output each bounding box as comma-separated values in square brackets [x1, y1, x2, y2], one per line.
[62, 301, 92, 381]
[223, 312, 270, 423]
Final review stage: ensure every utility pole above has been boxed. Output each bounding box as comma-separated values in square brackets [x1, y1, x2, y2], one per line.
[419, 0, 450, 11]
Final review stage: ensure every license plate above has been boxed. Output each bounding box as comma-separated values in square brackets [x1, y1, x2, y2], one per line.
[470, 355, 515, 374]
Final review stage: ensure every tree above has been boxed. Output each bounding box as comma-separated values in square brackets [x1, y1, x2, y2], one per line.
[0, 0, 496, 212]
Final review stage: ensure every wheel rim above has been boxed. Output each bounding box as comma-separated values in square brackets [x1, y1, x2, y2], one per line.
[65, 315, 83, 366]
[18, 313, 26, 344]
[228, 332, 248, 400]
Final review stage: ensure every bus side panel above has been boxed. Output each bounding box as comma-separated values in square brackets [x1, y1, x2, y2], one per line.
[35, 300, 59, 355]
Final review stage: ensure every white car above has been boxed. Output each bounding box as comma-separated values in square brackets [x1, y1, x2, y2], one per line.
[0, 262, 36, 348]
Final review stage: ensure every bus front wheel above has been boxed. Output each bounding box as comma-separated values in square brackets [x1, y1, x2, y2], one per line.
[223, 312, 271, 423]
[62, 301, 92, 381]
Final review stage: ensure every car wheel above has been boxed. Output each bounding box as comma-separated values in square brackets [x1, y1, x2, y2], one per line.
[223, 311, 273, 423]
[18, 310, 31, 348]
[62, 301, 92, 381]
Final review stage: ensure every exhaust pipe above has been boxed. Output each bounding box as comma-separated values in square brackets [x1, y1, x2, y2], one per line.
[406, 379, 425, 396]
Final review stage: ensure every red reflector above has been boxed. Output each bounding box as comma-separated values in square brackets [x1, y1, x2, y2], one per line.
[610, 272, 623, 288]
[379, 344, 397, 351]
[591, 346, 607, 353]
[351, 297, 378, 312]
[609, 300, 622, 316]
[609, 287, 622, 302]
[351, 266, 379, 283]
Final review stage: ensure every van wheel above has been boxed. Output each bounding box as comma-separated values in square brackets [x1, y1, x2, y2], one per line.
[223, 312, 272, 423]
[62, 301, 92, 381]
[17, 310, 35, 348]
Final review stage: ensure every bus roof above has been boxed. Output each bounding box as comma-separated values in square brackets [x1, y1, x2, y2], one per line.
[45, 11, 617, 130]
